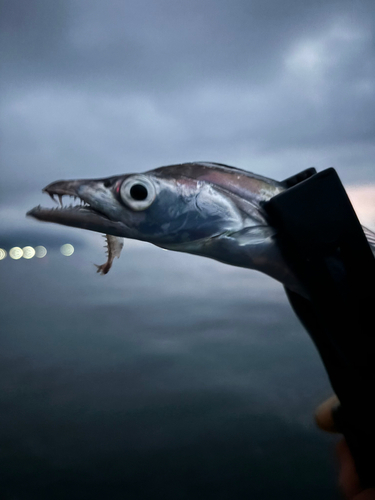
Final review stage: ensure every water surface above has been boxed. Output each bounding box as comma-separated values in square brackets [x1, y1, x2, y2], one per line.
[0, 237, 339, 499]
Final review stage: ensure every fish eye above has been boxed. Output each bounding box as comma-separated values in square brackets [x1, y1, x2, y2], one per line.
[120, 175, 156, 211]
[130, 183, 148, 201]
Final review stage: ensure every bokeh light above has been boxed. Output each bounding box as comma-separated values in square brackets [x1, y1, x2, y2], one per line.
[35, 246, 47, 258]
[9, 247, 23, 260]
[0, 248, 7, 260]
[60, 244, 74, 256]
[22, 246, 36, 259]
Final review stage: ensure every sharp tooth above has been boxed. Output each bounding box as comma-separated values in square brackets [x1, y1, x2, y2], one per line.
[49, 193, 58, 204]
[58, 194, 63, 207]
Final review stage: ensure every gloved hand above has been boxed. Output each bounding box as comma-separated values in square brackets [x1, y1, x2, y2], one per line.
[315, 396, 375, 500]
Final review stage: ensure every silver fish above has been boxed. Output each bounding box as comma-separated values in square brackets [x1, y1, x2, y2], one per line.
[27, 162, 375, 294]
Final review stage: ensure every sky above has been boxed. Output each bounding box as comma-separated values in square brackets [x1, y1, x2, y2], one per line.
[1, 0, 375, 237]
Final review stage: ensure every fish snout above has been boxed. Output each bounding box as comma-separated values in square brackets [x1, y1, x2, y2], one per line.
[43, 179, 84, 198]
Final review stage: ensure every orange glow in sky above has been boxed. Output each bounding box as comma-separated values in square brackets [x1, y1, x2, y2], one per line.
[346, 184, 375, 229]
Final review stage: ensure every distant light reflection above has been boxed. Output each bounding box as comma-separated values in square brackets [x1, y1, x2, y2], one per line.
[0, 248, 7, 260]
[35, 246, 47, 258]
[60, 244, 74, 256]
[22, 246, 36, 259]
[9, 247, 23, 260]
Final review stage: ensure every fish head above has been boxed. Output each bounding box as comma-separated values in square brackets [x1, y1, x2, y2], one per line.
[28, 162, 280, 245]
[28, 162, 300, 289]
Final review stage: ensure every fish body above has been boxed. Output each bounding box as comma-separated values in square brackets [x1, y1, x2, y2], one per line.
[27, 162, 375, 294]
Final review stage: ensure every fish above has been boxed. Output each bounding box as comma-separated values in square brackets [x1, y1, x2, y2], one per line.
[27, 162, 375, 294]
[95, 234, 124, 275]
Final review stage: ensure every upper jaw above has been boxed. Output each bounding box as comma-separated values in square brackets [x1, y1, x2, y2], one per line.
[42, 178, 103, 208]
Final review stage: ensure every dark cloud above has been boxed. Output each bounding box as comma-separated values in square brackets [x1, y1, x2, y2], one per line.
[2, 0, 374, 93]
[1, 0, 374, 223]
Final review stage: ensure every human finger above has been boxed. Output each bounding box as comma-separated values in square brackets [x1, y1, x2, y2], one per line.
[337, 439, 375, 500]
[315, 394, 340, 433]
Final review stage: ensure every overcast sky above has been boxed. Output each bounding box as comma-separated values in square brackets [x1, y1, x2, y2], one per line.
[1, 0, 374, 233]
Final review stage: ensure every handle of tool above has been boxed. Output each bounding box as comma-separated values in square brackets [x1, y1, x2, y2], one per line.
[264, 168, 375, 488]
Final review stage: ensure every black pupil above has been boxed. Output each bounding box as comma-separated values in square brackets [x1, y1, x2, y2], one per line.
[130, 183, 148, 201]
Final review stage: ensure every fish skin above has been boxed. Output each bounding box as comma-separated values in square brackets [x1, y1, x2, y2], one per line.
[27, 162, 375, 293]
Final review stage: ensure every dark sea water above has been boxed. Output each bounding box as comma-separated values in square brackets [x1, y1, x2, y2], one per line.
[0, 235, 340, 499]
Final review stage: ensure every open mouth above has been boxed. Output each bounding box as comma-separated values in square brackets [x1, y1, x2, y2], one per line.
[26, 181, 116, 235]
[28, 192, 109, 220]
[46, 191, 91, 209]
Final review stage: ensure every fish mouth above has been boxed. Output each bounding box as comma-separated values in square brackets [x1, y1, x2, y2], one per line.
[27, 179, 126, 236]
